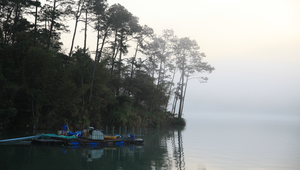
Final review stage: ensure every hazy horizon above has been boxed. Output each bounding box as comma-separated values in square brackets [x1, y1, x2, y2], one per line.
[59, 0, 300, 118]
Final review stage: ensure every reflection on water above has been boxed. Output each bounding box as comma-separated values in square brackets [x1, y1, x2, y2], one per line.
[1, 114, 299, 170]
[80, 145, 144, 162]
[170, 128, 185, 170]
[0, 145, 147, 170]
[0, 127, 185, 170]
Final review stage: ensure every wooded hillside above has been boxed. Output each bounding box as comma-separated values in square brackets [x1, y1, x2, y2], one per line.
[0, 0, 214, 130]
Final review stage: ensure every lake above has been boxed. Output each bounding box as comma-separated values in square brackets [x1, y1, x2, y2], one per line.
[1, 113, 299, 170]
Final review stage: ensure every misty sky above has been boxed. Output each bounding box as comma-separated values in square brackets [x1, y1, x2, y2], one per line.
[61, 0, 300, 117]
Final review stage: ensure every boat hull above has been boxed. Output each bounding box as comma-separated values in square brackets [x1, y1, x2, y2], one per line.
[104, 136, 117, 140]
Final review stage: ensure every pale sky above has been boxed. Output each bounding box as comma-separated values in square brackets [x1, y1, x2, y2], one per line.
[61, 0, 300, 117]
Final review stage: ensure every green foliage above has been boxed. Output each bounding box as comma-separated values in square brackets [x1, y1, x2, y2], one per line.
[0, 0, 214, 130]
[0, 63, 17, 128]
[170, 117, 186, 126]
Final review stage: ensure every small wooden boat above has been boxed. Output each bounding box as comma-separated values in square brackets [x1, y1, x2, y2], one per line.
[104, 135, 117, 140]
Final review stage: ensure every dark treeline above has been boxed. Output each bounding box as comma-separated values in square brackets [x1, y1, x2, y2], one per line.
[0, 0, 214, 130]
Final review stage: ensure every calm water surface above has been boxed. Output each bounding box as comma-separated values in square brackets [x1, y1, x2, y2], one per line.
[1, 114, 299, 170]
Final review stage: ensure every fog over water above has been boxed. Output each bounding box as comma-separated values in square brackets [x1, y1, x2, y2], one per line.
[59, 0, 300, 118]
[58, 1, 300, 168]
[183, 61, 300, 116]
[180, 113, 300, 170]
[1, 114, 299, 170]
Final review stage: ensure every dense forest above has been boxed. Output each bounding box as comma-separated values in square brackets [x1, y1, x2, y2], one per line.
[0, 0, 214, 130]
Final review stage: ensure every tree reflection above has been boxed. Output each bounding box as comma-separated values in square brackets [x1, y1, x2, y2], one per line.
[0, 127, 188, 170]
[171, 126, 185, 170]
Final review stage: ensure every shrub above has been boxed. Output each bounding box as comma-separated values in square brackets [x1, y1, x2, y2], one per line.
[170, 117, 186, 126]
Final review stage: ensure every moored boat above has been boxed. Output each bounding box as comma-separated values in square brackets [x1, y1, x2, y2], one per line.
[0, 125, 144, 147]
[104, 135, 117, 140]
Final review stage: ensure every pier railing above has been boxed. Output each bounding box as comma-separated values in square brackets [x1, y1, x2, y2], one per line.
[105, 126, 144, 139]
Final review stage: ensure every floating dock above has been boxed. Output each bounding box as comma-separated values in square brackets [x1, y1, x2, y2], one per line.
[31, 137, 144, 147]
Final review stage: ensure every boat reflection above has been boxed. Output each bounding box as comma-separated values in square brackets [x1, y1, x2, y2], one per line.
[81, 149, 104, 162]
[80, 145, 144, 162]
[76, 127, 187, 170]
[0, 127, 207, 170]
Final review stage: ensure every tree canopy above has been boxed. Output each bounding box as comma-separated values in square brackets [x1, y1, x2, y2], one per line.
[0, 0, 214, 130]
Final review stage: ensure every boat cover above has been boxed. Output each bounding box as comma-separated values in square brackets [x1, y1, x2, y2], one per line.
[39, 134, 77, 139]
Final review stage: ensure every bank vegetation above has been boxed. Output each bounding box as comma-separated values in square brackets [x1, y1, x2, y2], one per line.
[0, 0, 214, 130]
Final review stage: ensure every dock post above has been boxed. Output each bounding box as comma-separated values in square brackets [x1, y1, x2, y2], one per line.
[140, 126, 142, 138]
[113, 126, 114, 135]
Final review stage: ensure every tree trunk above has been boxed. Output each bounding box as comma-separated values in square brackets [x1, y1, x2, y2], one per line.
[47, 0, 57, 49]
[83, 8, 88, 53]
[171, 75, 182, 116]
[110, 46, 119, 75]
[116, 32, 124, 96]
[69, 16, 79, 57]
[116, 50, 122, 96]
[171, 96, 178, 117]
[110, 29, 118, 74]
[180, 77, 189, 117]
[178, 69, 185, 118]
[34, 0, 38, 40]
[157, 59, 163, 86]
[165, 67, 176, 111]
[11, 2, 21, 43]
[89, 20, 100, 102]
[96, 29, 108, 63]
[69, 0, 83, 57]
[130, 43, 139, 79]
[151, 56, 156, 78]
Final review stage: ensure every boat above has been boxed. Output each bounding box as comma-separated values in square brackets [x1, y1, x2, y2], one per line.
[104, 135, 117, 140]
[0, 125, 144, 147]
